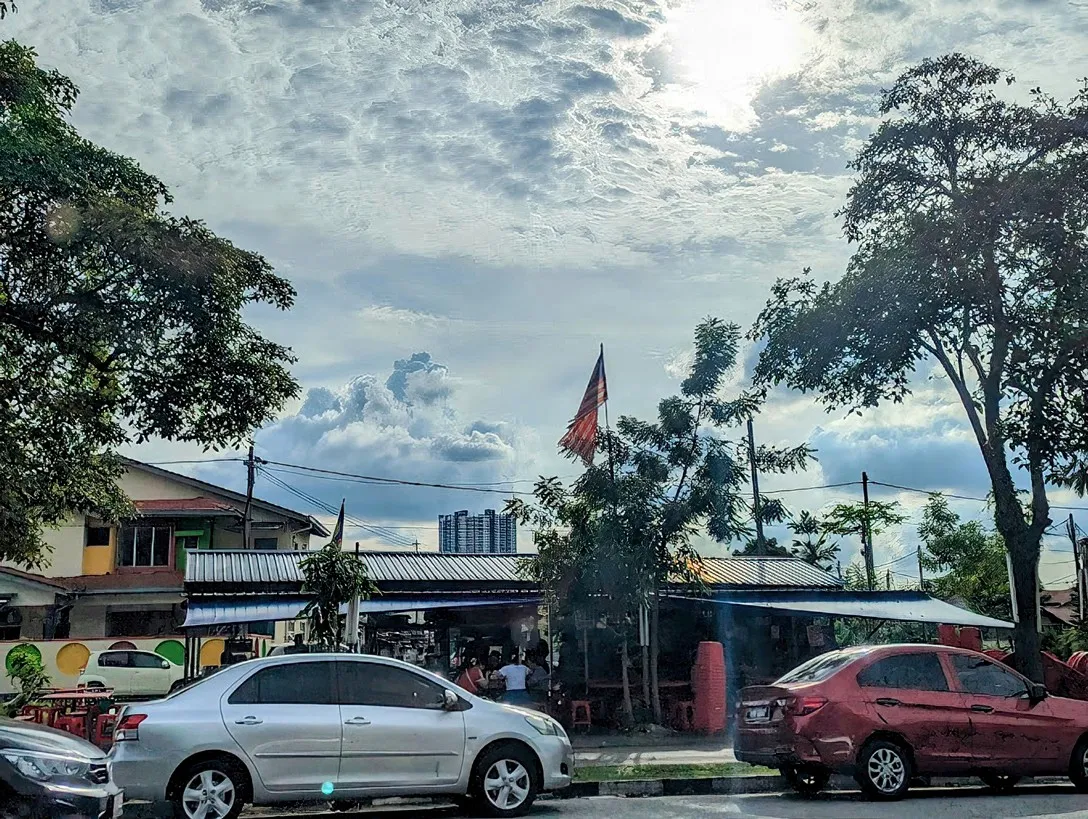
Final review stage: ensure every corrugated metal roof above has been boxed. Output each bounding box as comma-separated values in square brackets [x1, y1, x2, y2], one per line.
[671, 590, 1014, 630]
[185, 550, 842, 590]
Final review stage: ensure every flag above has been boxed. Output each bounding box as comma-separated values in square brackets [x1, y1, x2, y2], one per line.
[330, 499, 345, 548]
[559, 346, 608, 465]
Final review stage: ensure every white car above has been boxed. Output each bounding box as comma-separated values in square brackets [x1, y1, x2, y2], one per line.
[78, 649, 184, 698]
[110, 653, 573, 818]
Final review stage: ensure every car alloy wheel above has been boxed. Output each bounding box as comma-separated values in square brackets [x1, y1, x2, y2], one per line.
[867, 747, 906, 795]
[181, 769, 236, 819]
[483, 758, 532, 812]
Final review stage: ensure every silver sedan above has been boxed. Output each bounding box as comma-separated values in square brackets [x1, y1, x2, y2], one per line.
[109, 653, 572, 819]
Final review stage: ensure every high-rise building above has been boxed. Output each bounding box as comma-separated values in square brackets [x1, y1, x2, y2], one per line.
[438, 509, 517, 554]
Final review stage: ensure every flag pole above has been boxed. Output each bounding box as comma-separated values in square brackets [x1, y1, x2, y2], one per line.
[601, 343, 617, 489]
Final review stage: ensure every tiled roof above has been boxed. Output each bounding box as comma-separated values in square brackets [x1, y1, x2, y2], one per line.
[134, 497, 238, 514]
[53, 570, 184, 593]
[185, 549, 843, 591]
[0, 567, 70, 590]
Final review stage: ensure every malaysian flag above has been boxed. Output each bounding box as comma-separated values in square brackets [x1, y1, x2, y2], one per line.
[559, 346, 608, 465]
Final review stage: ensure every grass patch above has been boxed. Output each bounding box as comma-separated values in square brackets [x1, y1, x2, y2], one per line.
[574, 762, 778, 782]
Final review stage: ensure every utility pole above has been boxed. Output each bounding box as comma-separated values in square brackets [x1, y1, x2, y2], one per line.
[917, 548, 924, 591]
[861, 471, 875, 591]
[1069, 514, 1083, 622]
[242, 443, 255, 549]
[747, 418, 765, 555]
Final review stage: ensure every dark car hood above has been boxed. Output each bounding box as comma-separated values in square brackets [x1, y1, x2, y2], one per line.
[0, 717, 106, 760]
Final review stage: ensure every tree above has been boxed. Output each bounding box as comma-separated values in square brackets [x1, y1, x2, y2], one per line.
[3, 646, 49, 718]
[820, 499, 905, 589]
[0, 42, 298, 567]
[788, 510, 840, 570]
[512, 317, 813, 723]
[917, 494, 1011, 620]
[300, 542, 376, 650]
[751, 54, 1088, 680]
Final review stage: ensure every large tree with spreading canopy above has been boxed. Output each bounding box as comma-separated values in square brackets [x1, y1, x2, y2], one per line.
[751, 54, 1088, 681]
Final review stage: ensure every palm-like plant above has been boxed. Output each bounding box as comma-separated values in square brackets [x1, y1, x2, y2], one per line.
[788, 510, 840, 571]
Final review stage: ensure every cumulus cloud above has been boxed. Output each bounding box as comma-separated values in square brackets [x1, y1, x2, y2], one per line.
[250, 352, 535, 526]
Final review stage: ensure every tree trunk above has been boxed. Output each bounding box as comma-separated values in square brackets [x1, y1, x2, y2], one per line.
[650, 591, 662, 725]
[620, 638, 634, 728]
[1009, 531, 1045, 683]
[991, 482, 1046, 683]
[641, 642, 650, 709]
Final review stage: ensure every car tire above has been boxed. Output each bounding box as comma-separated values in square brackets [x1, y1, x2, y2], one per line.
[1070, 736, 1088, 792]
[855, 739, 912, 801]
[782, 764, 831, 796]
[469, 743, 539, 818]
[171, 757, 248, 819]
[980, 772, 1020, 793]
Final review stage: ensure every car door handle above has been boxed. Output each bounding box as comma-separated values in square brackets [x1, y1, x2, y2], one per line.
[875, 698, 900, 707]
[344, 716, 371, 726]
[234, 716, 263, 725]
[971, 704, 994, 713]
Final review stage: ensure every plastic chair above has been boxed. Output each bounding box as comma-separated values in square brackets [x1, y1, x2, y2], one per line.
[571, 700, 592, 730]
[93, 713, 117, 747]
[54, 713, 88, 739]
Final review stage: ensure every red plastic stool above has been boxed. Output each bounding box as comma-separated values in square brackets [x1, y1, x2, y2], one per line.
[671, 700, 695, 732]
[93, 713, 117, 747]
[54, 713, 88, 739]
[571, 700, 592, 730]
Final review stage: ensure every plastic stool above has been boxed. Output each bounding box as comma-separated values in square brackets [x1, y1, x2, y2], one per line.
[54, 713, 88, 739]
[94, 713, 117, 746]
[571, 700, 592, 730]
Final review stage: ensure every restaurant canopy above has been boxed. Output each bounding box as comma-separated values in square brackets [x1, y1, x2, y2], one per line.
[670, 589, 1013, 630]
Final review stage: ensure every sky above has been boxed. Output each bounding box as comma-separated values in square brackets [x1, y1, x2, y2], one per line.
[14, 0, 1088, 585]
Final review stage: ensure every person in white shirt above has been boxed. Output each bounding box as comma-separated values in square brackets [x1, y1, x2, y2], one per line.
[497, 654, 532, 706]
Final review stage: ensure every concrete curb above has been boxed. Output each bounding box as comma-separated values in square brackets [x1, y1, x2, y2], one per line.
[552, 773, 1071, 799]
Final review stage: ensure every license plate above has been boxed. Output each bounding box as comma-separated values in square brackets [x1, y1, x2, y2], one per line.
[746, 705, 770, 722]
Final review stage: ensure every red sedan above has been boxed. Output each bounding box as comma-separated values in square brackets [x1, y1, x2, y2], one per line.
[734, 643, 1088, 800]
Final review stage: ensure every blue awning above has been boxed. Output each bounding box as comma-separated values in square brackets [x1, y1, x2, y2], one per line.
[670, 590, 1013, 630]
[357, 596, 541, 614]
[183, 596, 310, 629]
[183, 595, 542, 628]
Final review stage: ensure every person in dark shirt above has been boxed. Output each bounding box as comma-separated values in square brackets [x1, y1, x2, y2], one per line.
[283, 634, 309, 655]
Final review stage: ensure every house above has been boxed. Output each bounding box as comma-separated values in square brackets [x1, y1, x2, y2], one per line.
[1042, 588, 1079, 629]
[0, 458, 328, 691]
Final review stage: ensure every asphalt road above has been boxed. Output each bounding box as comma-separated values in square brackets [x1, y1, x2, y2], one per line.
[276, 787, 1088, 819]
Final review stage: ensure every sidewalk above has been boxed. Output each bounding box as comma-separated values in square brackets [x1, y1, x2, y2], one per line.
[571, 732, 738, 767]
[574, 742, 737, 767]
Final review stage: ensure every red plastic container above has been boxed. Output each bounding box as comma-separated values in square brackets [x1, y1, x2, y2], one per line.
[691, 641, 726, 734]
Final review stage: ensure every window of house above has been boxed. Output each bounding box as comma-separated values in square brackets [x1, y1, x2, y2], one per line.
[85, 526, 111, 547]
[229, 661, 336, 705]
[253, 537, 278, 549]
[117, 525, 172, 567]
[337, 661, 446, 709]
[857, 653, 949, 691]
[175, 534, 201, 552]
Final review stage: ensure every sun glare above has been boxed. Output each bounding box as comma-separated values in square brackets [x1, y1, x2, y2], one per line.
[660, 0, 807, 130]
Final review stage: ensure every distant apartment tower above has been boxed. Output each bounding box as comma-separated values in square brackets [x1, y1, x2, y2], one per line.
[438, 509, 517, 554]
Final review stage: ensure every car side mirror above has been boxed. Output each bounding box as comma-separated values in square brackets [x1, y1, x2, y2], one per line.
[1028, 683, 1047, 702]
[443, 689, 459, 710]
[161, 661, 170, 670]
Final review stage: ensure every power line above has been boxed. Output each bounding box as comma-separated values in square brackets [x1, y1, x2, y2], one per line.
[145, 458, 243, 466]
[259, 470, 418, 549]
[262, 460, 538, 496]
[869, 479, 1088, 512]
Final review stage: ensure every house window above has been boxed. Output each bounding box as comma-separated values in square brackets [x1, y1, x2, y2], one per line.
[118, 525, 172, 568]
[85, 526, 111, 547]
[253, 537, 278, 550]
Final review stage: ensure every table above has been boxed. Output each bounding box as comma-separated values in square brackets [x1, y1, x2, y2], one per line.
[587, 679, 690, 690]
[37, 689, 115, 744]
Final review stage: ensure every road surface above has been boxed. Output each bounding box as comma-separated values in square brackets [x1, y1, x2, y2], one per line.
[222, 786, 1088, 818]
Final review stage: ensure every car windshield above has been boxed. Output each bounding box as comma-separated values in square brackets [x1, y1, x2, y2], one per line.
[775, 648, 870, 685]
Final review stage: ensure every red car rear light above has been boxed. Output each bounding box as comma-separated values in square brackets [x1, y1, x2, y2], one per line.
[783, 696, 828, 716]
[114, 713, 147, 742]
